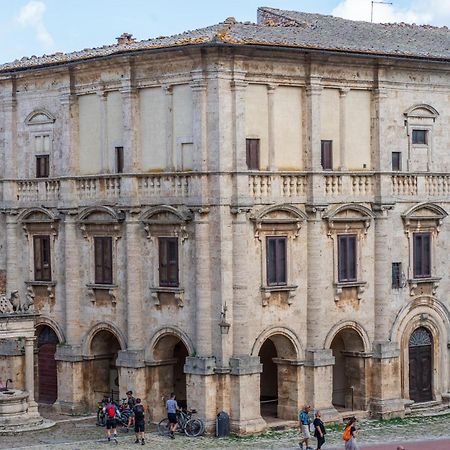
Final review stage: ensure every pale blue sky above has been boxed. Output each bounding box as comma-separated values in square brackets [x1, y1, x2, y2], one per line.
[0, 0, 449, 64]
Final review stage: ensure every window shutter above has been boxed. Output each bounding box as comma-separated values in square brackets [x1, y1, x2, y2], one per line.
[103, 237, 113, 284]
[246, 139, 260, 170]
[321, 140, 333, 170]
[41, 236, 51, 281]
[94, 238, 103, 284]
[116, 147, 124, 173]
[34, 236, 43, 280]
[348, 235, 356, 280]
[276, 238, 287, 284]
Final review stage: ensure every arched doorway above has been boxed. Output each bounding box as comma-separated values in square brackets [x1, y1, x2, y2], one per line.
[330, 328, 366, 411]
[89, 330, 121, 403]
[409, 327, 433, 403]
[150, 334, 189, 418]
[36, 325, 59, 404]
[258, 334, 298, 420]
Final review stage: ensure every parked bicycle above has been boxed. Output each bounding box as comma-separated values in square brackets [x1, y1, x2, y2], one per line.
[96, 397, 130, 431]
[158, 408, 204, 437]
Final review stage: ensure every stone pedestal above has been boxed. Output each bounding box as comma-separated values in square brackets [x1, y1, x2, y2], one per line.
[229, 356, 266, 434]
[370, 341, 404, 419]
[116, 350, 146, 400]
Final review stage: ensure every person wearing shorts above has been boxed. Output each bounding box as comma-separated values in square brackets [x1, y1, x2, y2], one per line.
[166, 392, 179, 439]
[133, 398, 146, 445]
[103, 399, 118, 444]
[298, 405, 313, 450]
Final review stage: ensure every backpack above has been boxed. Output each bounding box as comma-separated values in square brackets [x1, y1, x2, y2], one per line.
[134, 404, 145, 421]
[342, 426, 352, 441]
[107, 404, 116, 418]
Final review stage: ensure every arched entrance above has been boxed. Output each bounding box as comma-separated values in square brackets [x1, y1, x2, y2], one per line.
[36, 325, 59, 404]
[330, 328, 366, 411]
[409, 327, 433, 403]
[89, 330, 121, 402]
[150, 334, 189, 418]
[258, 334, 299, 420]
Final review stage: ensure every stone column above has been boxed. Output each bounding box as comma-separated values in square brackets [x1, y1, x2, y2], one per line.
[164, 85, 174, 170]
[121, 81, 140, 173]
[339, 88, 349, 170]
[3, 78, 17, 178]
[6, 213, 18, 295]
[98, 90, 108, 172]
[190, 73, 208, 172]
[267, 84, 277, 171]
[24, 337, 38, 414]
[371, 204, 403, 418]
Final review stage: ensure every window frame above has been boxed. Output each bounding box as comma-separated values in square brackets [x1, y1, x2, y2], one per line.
[36, 154, 50, 178]
[321, 140, 333, 170]
[413, 232, 431, 279]
[115, 146, 124, 174]
[337, 234, 357, 282]
[392, 152, 402, 171]
[246, 138, 260, 170]
[33, 235, 52, 281]
[412, 129, 428, 145]
[158, 237, 179, 287]
[266, 236, 287, 286]
[94, 236, 113, 285]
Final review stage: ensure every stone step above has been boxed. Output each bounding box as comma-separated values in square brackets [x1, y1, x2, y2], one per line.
[408, 401, 450, 417]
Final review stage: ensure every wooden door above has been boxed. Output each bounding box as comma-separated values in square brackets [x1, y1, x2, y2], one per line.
[409, 328, 432, 403]
[38, 342, 57, 403]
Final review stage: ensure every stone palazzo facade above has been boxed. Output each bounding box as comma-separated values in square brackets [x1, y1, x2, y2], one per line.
[0, 6, 449, 432]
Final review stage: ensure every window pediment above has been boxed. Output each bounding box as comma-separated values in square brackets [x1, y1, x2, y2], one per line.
[402, 202, 447, 234]
[404, 104, 439, 120]
[324, 204, 373, 235]
[140, 206, 191, 241]
[25, 109, 56, 125]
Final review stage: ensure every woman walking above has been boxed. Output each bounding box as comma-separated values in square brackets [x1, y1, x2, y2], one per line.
[313, 410, 326, 450]
[343, 416, 358, 450]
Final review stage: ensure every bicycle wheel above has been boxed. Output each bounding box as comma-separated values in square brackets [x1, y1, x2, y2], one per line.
[96, 409, 106, 427]
[184, 418, 203, 437]
[158, 418, 170, 436]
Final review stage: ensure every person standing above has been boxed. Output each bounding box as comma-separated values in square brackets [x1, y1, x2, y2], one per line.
[298, 404, 313, 450]
[133, 398, 146, 445]
[343, 416, 358, 450]
[126, 390, 136, 429]
[166, 392, 179, 439]
[103, 398, 118, 444]
[313, 411, 326, 450]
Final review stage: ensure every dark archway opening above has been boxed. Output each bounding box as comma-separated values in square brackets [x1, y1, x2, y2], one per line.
[409, 327, 433, 403]
[36, 325, 59, 404]
[259, 339, 278, 418]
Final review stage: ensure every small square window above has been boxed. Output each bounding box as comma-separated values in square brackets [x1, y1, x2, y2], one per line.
[392, 152, 402, 171]
[36, 155, 49, 178]
[246, 139, 260, 170]
[412, 130, 428, 145]
[321, 140, 333, 170]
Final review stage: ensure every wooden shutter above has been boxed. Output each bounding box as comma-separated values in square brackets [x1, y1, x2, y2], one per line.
[321, 140, 333, 170]
[94, 237, 113, 284]
[34, 235, 51, 281]
[159, 237, 179, 287]
[34, 236, 43, 280]
[36, 155, 49, 178]
[414, 233, 431, 278]
[116, 147, 124, 173]
[246, 139, 260, 170]
[266, 236, 287, 286]
[392, 152, 401, 171]
[338, 235, 357, 282]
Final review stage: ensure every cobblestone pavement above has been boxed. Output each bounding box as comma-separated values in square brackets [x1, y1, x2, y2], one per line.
[3, 412, 450, 449]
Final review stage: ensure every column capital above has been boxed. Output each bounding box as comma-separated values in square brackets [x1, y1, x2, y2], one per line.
[373, 87, 388, 99]
[305, 203, 328, 219]
[230, 80, 248, 91]
[306, 77, 322, 96]
[372, 202, 395, 218]
[339, 87, 350, 97]
[162, 84, 173, 95]
[267, 83, 277, 93]
[230, 205, 252, 215]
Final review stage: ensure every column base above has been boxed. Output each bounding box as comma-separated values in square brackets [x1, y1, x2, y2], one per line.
[230, 416, 267, 434]
[370, 398, 405, 419]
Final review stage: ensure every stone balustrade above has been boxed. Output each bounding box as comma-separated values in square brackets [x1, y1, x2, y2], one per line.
[3, 171, 450, 207]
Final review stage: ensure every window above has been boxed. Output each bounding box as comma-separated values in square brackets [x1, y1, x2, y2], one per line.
[266, 236, 287, 286]
[94, 237, 113, 284]
[392, 152, 402, 171]
[392, 262, 403, 289]
[246, 139, 260, 170]
[159, 237, 179, 287]
[413, 232, 431, 278]
[412, 130, 428, 145]
[34, 235, 51, 281]
[321, 140, 333, 170]
[36, 155, 49, 178]
[115, 146, 124, 173]
[338, 234, 357, 282]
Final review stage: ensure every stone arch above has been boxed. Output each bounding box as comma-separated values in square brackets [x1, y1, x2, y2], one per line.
[35, 316, 65, 343]
[145, 326, 194, 362]
[77, 206, 124, 224]
[326, 322, 370, 411]
[25, 109, 56, 125]
[390, 296, 450, 401]
[82, 321, 126, 357]
[324, 320, 371, 353]
[251, 326, 303, 360]
[252, 327, 303, 420]
[251, 204, 308, 223]
[18, 207, 59, 223]
[140, 205, 192, 223]
[404, 104, 439, 119]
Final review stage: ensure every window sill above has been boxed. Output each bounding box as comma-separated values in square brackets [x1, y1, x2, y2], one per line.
[86, 284, 118, 305]
[25, 281, 55, 301]
[408, 277, 440, 296]
[150, 287, 184, 308]
[334, 281, 366, 302]
[26, 280, 55, 286]
[260, 285, 297, 307]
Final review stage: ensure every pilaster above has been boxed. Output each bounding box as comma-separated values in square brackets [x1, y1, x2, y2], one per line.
[3, 78, 17, 178]
[24, 337, 38, 414]
[164, 84, 174, 170]
[339, 88, 349, 170]
[267, 84, 277, 171]
[97, 89, 108, 173]
[6, 212, 19, 295]
[190, 72, 208, 172]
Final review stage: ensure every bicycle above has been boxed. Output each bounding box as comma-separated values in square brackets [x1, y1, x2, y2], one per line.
[158, 409, 204, 437]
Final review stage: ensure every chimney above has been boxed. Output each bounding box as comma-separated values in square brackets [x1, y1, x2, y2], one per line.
[116, 33, 136, 45]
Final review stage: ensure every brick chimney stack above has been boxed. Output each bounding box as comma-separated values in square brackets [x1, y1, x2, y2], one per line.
[116, 33, 136, 45]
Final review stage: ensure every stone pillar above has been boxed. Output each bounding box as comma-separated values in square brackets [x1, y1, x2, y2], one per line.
[98, 90, 108, 172]
[164, 85, 174, 170]
[121, 81, 140, 173]
[229, 356, 266, 433]
[6, 213, 18, 295]
[190, 72, 208, 172]
[267, 84, 277, 171]
[3, 78, 17, 178]
[59, 84, 79, 177]
[24, 337, 38, 414]
[339, 88, 349, 170]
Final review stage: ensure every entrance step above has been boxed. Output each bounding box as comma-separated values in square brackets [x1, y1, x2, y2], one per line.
[408, 400, 450, 417]
[264, 418, 298, 431]
[338, 409, 370, 423]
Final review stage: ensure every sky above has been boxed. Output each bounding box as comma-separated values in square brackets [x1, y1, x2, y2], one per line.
[0, 0, 449, 64]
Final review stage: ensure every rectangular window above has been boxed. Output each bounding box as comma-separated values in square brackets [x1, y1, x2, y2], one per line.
[321, 140, 333, 170]
[246, 139, 260, 170]
[392, 152, 402, 171]
[36, 155, 49, 178]
[266, 236, 287, 286]
[412, 129, 428, 145]
[94, 237, 113, 284]
[159, 237, 179, 287]
[392, 262, 403, 289]
[338, 234, 357, 282]
[115, 146, 124, 173]
[413, 232, 431, 278]
[34, 235, 51, 281]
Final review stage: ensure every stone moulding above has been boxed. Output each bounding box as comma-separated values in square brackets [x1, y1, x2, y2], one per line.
[260, 285, 297, 306]
[334, 281, 367, 302]
[149, 287, 184, 307]
[408, 277, 441, 296]
[85, 284, 118, 306]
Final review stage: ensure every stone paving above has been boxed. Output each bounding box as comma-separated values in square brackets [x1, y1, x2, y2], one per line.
[3, 412, 450, 449]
